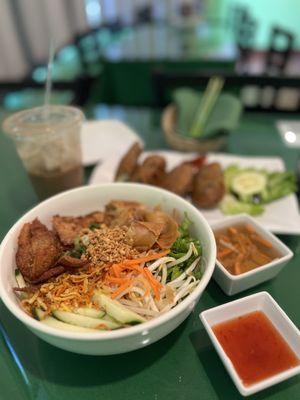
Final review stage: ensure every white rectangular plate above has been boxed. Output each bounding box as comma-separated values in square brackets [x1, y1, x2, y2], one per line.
[89, 150, 300, 235]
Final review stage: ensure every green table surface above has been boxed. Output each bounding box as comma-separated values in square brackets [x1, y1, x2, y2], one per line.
[0, 107, 300, 400]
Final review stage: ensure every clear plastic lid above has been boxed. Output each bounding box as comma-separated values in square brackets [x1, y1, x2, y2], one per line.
[2, 105, 84, 141]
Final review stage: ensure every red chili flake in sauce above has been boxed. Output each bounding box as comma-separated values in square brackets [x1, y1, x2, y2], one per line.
[212, 311, 300, 386]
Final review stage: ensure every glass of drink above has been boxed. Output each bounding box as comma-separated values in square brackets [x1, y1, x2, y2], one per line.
[3, 105, 84, 200]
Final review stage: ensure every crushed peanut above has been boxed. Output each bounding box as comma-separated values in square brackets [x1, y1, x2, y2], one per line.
[21, 225, 139, 315]
[82, 225, 139, 265]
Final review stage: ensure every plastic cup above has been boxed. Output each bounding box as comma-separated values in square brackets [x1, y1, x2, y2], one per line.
[3, 105, 84, 200]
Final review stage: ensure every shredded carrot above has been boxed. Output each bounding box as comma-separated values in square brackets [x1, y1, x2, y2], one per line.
[117, 264, 144, 274]
[96, 324, 110, 330]
[234, 261, 241, 275]
[111, 264, 121, 277]
[123, 250, 170, 266]
[251, 234, 273, 249]
[143, 267, 163, 300]
[245, 224, 255, 233]
[106, 251, 169, 301]
[105, 276, 128, 284]
[136, 276, 151, 297]
[109, 250, 169, 278]
[234, 253, 245, 275]
[111, 279, 133, 299]
[218, 248, 233, 258]
[143, 267, 163, 288]
[228, 227, 238, 235]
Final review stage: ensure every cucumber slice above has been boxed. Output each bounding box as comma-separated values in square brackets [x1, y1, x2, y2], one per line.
[33, 307, 47, 320]
[102, 314, 118, 323]
[52, 310, 120, 330]
[15, 269, 26, 288]
[231, 171, 267, 199]
[74, 307, 105, 319]
[41, 317, 98, 332]
[93, 292, 145, 325]
[33, 307, 100, 332]
[15, 269, 28, 300]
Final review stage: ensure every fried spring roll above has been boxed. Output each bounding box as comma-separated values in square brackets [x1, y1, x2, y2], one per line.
[115, 142, 142, 182]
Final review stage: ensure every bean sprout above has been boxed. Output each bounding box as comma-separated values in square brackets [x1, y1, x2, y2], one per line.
[168, 257, 200, 285]
[148, 257, 176, 272]
[161, 264, 168, 285]
[167, 243, 196, 268]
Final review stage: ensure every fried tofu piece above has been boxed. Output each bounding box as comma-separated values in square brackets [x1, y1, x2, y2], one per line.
[16, 219, 62, 282]
[192, 162, 225, 208]
[115, 142, 142, 182]
[53, 212, 104, 246]
[159, 163, 195, 196]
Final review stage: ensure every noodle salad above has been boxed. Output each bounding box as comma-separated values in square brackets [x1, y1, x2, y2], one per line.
[14, 201, 203, 332]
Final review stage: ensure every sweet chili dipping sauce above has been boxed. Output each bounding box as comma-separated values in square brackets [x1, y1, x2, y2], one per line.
[213, 311, 300, 386]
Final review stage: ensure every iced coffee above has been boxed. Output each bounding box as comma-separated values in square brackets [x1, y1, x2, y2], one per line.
[3, 105, 84, 200]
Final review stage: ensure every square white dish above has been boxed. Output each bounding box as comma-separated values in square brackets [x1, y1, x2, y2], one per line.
[211, 214, 293, 295]
[89, 150, 300, 235]
[200, 292, 300, 396]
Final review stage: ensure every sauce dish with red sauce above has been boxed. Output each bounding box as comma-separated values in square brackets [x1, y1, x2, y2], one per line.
[200, 292, 300, 396]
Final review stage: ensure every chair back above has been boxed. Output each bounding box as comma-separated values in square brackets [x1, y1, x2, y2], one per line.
[265, 26, 295, 75]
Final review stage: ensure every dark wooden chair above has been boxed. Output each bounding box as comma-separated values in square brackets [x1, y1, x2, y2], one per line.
[265, 26, 295, 75]
[229, 5, 257, 73]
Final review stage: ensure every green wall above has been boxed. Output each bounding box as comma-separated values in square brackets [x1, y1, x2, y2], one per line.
[222, 0, 300, 49]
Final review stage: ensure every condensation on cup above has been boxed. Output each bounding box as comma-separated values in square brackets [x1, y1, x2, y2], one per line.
[3, 105, 84, 200]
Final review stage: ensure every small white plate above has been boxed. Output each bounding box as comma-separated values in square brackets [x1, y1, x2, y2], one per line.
[200, 292, 300, 396]
[81, 120, 143, 166]
[89, 150, 300, 235]
[211, 214, 293, 295]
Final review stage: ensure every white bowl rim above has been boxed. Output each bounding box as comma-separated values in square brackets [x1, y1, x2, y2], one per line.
[211, 214, 293, 281]
[0, 183, 216, 341]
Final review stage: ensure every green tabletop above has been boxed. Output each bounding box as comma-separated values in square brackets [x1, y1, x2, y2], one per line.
[0, 107, 299, 400]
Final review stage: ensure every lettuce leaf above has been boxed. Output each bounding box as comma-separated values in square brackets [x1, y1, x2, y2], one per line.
[264, 171, 297, 202]
[220, 194, 264, 216]
[167, 214, 202, 282]
[224, 165, 297, 205]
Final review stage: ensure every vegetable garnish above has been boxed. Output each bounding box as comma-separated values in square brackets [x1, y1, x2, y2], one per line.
[120, 250, 170, 266]
[111, 280, 134, 299]
[14, 201, 203, 332]
[142, 267, 163, 300]
[168, 213, 202, 281]
[222, 165, 297, 216]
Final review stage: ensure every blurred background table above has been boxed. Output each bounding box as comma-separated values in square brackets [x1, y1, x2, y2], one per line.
[0, 104, 300, 400]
